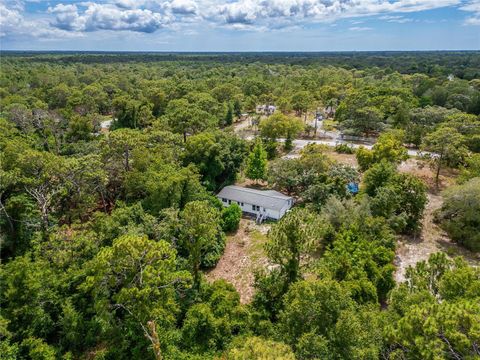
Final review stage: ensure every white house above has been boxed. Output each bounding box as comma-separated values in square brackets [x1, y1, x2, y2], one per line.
[217, 185, 293, 223]
[256, 104, 276, 115]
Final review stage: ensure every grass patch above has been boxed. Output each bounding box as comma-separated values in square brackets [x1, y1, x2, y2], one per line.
[248, 229, 268, 263]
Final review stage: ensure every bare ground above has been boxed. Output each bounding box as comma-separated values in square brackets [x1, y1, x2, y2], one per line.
[325, 149, 358, 167]
[394, 159, 480, 282]
[206, 218, 270, 304]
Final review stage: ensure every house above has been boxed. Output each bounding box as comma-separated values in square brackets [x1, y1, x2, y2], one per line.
[256, 104, 276, 115]
[324, 106, 336, 118]
[217, 185, 293, 223]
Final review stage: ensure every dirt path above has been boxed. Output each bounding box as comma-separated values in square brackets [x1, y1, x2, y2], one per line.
[395, 194, 446, 282]
[394, 163, 480, 282]
[206, 219, 269, 304]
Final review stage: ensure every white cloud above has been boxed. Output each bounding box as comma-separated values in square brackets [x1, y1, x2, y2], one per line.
[170, 0, 197, 15]
[349, 26, 372, 31]
[1, 0, 477, 40]
[0, 1, 81, 39]
[460, 0, 480, 25]
[213, 0, 460, 28]
[379, 15, 413, 23]
[48, 2, 172, 33]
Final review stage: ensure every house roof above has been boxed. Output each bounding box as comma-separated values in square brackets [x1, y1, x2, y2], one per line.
[217, 185, 292, 212]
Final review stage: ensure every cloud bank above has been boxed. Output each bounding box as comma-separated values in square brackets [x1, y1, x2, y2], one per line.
[1, 0, 479, 40]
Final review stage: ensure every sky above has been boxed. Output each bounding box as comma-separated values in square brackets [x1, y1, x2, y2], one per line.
[0, 0, 479, 51]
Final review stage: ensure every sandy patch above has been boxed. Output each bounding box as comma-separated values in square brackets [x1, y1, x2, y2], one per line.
[395, 158, 479, 282]
[206, 218, 270, 304]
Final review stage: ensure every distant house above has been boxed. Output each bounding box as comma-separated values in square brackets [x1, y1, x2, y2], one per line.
[324, 106, 336, 118]
[217, 185, 293, 223]
[100, 119, 112, 134]
[256, 104, 276, 115]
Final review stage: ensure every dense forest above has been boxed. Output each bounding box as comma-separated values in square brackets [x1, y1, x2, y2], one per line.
[1, 52, 479, 359]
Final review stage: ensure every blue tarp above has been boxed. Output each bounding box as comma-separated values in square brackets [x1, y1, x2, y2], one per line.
[347, 182, 359, 195]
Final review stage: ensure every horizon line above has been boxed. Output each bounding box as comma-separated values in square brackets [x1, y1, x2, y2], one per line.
[1, 49, 480, 54]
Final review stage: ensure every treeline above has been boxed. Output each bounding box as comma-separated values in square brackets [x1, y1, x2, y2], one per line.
[3, 51, 480, 79]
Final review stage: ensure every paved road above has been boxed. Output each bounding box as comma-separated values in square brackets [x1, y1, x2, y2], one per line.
[233, 119, 429, 158]
[290, 138, 427, 157]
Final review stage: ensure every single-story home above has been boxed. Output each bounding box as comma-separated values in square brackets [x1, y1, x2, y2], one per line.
[217, 185, 293, 223]
[256, 104, 276, 115]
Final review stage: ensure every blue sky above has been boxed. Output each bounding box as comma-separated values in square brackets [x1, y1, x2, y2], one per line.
[1, 0, 479, 51]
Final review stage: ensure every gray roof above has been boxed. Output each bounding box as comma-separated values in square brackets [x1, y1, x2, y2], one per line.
[217, 185, 292, 212]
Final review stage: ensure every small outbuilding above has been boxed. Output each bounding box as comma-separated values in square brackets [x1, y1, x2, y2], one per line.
[217, 185, 293, 223]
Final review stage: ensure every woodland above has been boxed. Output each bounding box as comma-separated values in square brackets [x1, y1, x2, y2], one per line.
[0, 51, 479, 359]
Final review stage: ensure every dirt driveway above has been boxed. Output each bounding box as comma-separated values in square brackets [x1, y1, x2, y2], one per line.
[206, 218, 270, 304]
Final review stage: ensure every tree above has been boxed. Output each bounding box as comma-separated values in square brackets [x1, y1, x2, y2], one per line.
[422, 126, 468, 190]
[267, 158, 303, 194]
[444, 112, 480, 152]
[83, 234, 191, 359]
[362, 160, 397, 197]
[278, 280, 354, 351]
[356, 146, 374, 172]
[15, 149, 72, 238]
[224, 103, 234, 126]
[265, 208, 323, 284]
[164, 99, 216, 142]
[369, 173, 427, 233]
[370, 130, 408, 165]
[259, 112, 303, 148]
[363, 161, 427, 233]
[246, 141, 267, 182]
[388, 300, 480, 359]
[405, 106, 459, 146]
[149, 89, 167, 117]
[291, 91, 314, 120]
[341, 106, 385, 136]
[182, 280, 249, 354]
[180, 201, 224, 287]
[65, 115, 93, 142]
[387, 253, 480, 359]
[222, 203, 242, 233]
[233, 98, 242, 118]
[112, 96, 149, 129]
[435, 178, 480, 252]
[459, 153, 480, 183]
[21, 337, 57, 360]
[225, 337, 295, 360]
[182, 131, 248, 190]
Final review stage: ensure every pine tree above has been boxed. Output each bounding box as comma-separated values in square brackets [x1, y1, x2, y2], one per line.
[225, 103, 234, 126]
[233, 99, 242, 118]
[246, 141, 267, 182]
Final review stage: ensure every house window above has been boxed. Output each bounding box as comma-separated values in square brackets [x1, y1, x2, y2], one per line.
[240, 202, 244, 206]
[228, 200, 231, 204]
[222, 198, 227, 203]
[252, 204, 257, 211]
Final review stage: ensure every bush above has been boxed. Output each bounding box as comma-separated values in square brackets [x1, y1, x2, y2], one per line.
[226, 336, 295, 360]
[335, 143, 355, 154]
[435, 178, 480, 252]
[222, 204, 242, 233]
[356, 146, 374, 171]
[362, 161, 397, 197]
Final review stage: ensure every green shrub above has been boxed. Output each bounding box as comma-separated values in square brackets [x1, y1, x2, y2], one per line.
[435, 178, 480, 252]
[334, 143, 355, 154]
[356, 146, 374, 171]
[222, 203, 242, 233]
